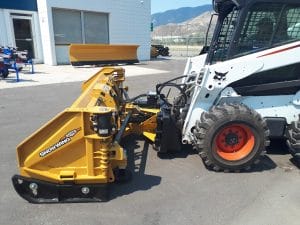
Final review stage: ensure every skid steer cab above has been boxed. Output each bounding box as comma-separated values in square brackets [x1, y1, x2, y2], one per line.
[13, 0, 300, 203]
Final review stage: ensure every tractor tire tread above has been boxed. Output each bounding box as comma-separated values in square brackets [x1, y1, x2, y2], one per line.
[287, 118, 300, 156]
[193, 103, 269, 172]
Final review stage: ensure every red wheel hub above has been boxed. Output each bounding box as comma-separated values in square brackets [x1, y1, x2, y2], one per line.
[215, 124, 255, 161]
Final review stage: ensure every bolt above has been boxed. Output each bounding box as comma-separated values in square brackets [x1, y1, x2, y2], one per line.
[29, 183, 38, 191]
[81, 187, 90, 195]
[29, 183, 38, 196]
[17, 179, 23, 184]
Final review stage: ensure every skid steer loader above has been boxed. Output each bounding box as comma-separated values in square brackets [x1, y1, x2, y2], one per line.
[12, 0, 300, 203]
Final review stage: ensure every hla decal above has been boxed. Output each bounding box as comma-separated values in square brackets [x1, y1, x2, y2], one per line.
[39, 128, 81, 157]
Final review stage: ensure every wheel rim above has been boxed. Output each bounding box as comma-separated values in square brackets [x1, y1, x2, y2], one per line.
[215, 123, 255, 161]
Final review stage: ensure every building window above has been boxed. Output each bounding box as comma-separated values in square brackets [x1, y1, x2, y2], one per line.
[53, 9, 82, 44]
[52, 8, 109, 45]
[84, 12, 109, 43]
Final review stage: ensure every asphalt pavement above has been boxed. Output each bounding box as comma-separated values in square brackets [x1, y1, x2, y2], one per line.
[0, 58, 299, 225]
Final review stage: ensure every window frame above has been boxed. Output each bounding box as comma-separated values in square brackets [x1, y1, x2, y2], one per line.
[52, 8, 83, 45]
[52, 8, 110, 45]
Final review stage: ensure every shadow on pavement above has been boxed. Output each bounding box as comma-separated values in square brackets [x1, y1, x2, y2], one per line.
[150, 57, 171, 62]
[73, 62, 142, 68]
[199, 155, 277, 173]
[290, 157, 300, 169]
[157, 143, 277, 172]
[22, 71, 47, 75]
[250, 155, 277, 172]
[110, 136, 161, 199]
[267, 139, 290, 155]
[110, 136, 298, 199]
[157, 144, 197, 159]
[265, 138, 300, 169]
[2, 78, 37, 83]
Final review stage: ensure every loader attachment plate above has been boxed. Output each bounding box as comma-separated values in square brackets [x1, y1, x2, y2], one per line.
[12, 175, 108, 203]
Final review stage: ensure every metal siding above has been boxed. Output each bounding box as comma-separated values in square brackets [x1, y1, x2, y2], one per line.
[0, 0, 37, 11]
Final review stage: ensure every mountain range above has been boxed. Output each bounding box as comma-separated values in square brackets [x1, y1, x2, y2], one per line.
[152, 11, 216, 38]
[151, 4, 213, 27]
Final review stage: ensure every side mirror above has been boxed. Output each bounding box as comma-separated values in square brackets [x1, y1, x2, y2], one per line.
[213, 0, 223, 13]
[213, 0, 241, 13]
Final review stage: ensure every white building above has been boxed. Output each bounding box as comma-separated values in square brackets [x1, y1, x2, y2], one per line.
[0, 0, 151, 65]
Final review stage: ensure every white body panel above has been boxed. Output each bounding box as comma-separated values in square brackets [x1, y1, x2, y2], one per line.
[218, 89, 300, 123]
[182, 41, 300, 144]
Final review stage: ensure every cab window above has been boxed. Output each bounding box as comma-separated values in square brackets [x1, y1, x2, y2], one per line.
[234, 3, 300, 57]
[285, 7, 300, 41]
[235, 3, 282, 56]
[211, 8, 239, 64]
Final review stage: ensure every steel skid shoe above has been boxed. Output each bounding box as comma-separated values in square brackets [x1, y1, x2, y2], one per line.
[12, 175, 109, 203]
[12, 168, 131, 203]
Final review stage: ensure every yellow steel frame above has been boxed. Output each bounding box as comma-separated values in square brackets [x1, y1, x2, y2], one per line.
[16, 67, 157, 184]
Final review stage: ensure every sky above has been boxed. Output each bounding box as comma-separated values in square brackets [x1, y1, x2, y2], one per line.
[151, 0, 212, 14]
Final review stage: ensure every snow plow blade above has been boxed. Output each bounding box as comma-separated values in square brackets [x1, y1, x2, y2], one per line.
[69, 44, 139, 66]
[12, 67, 132, 203]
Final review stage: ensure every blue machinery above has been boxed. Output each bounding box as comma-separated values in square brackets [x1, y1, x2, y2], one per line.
[13, 59, 34, 82]
[1, 47, 34, 82]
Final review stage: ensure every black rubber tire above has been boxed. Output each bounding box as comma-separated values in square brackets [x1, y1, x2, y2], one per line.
[286, 116, 300, 157]
[193, 103, 270, 172]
